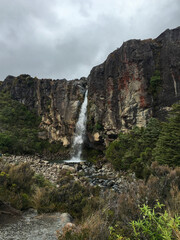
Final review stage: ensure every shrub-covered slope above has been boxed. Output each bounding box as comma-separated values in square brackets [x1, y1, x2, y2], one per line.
[106, 103, 180, 178]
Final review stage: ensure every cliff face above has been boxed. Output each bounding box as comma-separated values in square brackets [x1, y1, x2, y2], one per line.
[87, 27, 180, 147]
[0, 27, 180, 150]
[0, 75, 87, 146]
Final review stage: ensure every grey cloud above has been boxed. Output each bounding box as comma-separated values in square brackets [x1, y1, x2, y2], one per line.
[0, 0, 179, 81]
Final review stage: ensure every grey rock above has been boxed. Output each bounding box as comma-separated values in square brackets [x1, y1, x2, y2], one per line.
[59, 213, 73, 227]
[62, 165, 76, 173]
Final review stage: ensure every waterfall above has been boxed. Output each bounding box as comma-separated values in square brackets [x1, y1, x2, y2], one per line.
[67, 90, 88, 162]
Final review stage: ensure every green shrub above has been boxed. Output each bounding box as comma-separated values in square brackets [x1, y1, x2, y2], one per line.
[0, 163, 34, 209]
[109, 201, 180, 240]
[33, 173, 51, 187]
[56, 175, 101, 219]
[8, 163, 34, 192]
[131, 201, 180, 239]
[149, 70, 161, 96]
[94, 122, 104, 131]
[109, 225, 130, 240]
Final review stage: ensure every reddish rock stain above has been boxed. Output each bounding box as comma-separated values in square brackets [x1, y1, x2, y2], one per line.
[140, 95, 146, 108]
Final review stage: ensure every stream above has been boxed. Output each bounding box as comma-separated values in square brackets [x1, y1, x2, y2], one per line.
[0, 210, 62, 240]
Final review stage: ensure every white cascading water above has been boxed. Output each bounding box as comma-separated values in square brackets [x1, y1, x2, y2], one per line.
[67, 90, 88, 162]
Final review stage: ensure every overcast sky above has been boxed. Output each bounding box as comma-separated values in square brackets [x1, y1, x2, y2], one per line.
[0, 0, 179, 81]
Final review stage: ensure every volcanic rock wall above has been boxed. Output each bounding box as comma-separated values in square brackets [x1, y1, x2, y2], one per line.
[0, 75, 87, 146]
[87, 27, 180, 147]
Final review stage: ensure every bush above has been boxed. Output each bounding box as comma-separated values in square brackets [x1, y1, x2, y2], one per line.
[0, 163, 34, 209]
[109, 202, 180, 240]
[149, 69, 161, 96]
[131, 202, 180, 239]
[58, 211, 109, 240]
[56, 170, 101, 219]
[32, 187, 56, 213]
[8, 163, 34, 192]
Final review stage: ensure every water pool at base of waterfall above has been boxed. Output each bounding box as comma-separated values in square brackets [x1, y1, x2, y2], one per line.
[63, 157, 86, 163]
[50, 158, 86, 164]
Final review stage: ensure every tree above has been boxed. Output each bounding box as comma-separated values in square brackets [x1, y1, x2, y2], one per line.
[154, 103, 180, 166]
[106, 118, 162, 177]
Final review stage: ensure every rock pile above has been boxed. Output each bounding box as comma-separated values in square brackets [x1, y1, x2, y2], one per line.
[1, 155, 136, 193]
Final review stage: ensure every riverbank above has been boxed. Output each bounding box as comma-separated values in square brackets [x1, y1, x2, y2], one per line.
[0, 209, 69, 240]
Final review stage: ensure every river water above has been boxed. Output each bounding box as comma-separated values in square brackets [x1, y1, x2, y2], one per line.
[0, 210, 62, 240]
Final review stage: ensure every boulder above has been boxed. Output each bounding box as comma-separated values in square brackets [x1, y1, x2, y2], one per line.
[62, 165, 76, 173]
[59, 213, 73, 228]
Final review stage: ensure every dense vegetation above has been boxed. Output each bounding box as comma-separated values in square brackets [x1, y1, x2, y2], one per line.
[0, 92, 66, 155]
[106, 103, 180, 178]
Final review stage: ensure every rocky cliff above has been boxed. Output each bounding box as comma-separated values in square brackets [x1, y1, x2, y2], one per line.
[0, 27, 180, 150]
[87, 27, 180, 147]
[0, 75, 87, 146]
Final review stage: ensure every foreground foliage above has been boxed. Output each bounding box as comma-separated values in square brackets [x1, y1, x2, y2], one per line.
[131, 202, 180, 240]
[58, 163, 180, 240]
[109, 202, 180, 240]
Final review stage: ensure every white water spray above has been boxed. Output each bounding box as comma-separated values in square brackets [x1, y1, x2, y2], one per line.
[67, 90, 88, 162]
